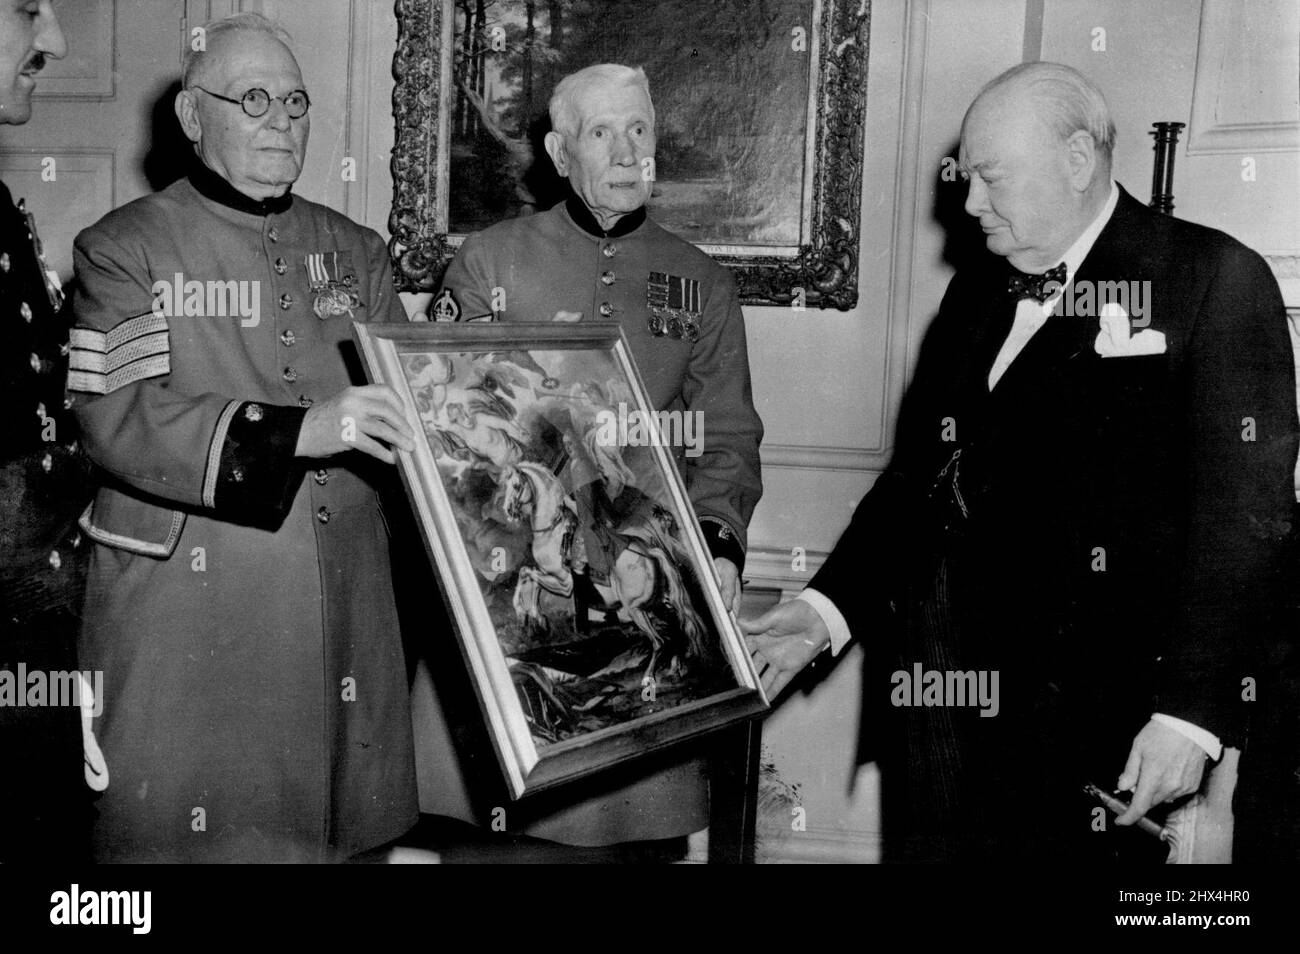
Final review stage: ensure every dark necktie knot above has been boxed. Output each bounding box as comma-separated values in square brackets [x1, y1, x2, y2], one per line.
[1007, 262, 1067, 303]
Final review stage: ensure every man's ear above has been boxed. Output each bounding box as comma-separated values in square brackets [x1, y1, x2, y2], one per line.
[175, 89, 201, 145]
[543, 130, 568, 177]
[1065, 129, 1098, 192]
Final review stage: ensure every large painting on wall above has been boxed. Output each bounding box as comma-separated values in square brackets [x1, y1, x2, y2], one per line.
[355, 320, 768, 798]
[391, 0, 870, 309]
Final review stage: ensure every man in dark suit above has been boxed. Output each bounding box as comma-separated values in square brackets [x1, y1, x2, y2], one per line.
[743, 61, 1298, 862]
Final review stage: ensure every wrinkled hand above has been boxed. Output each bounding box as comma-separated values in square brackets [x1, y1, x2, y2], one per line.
[1115, 719, 1207, 826]
[295, 384, 415, 464]
[715, 557, 741, 616]
[739, 598, 830, 697]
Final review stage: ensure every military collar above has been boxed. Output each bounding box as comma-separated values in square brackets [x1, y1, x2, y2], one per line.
[189, 160, 294, 217]
[564, 195, 646, 239]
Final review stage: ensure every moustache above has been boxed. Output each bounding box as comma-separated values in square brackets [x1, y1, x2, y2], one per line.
[22, 53, 46, 75]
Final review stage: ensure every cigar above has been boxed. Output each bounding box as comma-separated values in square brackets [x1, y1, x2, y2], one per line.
[1084, 783, 1172, 841]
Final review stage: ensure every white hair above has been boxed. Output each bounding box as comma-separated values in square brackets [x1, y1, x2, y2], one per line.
[972, 61, 1116, 163]
[548, 63, 655, 139]
[181, 13, 293, 88]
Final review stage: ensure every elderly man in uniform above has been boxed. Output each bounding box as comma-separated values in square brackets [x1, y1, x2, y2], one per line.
[422, 63, 763, 856]
[69, 13, 418, 862]
[0, 0, 90, 863]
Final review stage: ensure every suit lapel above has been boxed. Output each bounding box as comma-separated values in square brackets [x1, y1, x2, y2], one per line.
[966, 289, 1018, 397]
[986, 187, 1151, 404]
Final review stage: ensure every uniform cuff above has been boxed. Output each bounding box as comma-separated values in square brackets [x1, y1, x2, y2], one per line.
[1151, 713, 1223, 761]
[797, 588, 852, 656]
[699, 516, 745, 572]
[207, 401, 308, 525]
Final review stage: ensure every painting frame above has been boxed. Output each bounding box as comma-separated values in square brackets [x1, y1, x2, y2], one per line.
[354, 320, 768, 799]
[389, 0, 870, 309]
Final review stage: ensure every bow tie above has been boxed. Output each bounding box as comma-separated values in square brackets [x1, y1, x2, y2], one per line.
[1006, 262, 1067, 303]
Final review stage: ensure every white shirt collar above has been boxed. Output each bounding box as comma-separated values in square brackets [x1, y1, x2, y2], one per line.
[1058, 181, 1120, 280]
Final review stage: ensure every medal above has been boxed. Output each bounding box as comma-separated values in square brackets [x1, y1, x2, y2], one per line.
[306, 251, 362, 319]
[17, 199, 64, 313]
[645, 270, 702, 342]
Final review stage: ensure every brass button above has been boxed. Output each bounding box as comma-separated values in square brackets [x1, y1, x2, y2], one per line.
[282, 366, 298, 383]
[313, 468, 329, 486]
[230, 465, 245, 482]
[602, 244, 617, 258]
[274, 257, 287, 275]
[598, 302, 613, 318]
[600, 271, 615, 286]
[29, 352, 42, 373]
[0, 252, 9, 271]
[244, 403, 264, 422]
[316, 506, 331, 524]
[280, 330, 296, 346]
[279, 293, 293, 310]
[267, 226, 279, 242]
[20, 301, 32, 322]
[41, 452, 52, 472]
[298, 395, 313, 408]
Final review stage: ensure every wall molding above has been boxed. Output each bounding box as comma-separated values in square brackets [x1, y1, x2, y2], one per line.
[745, 544, 828, 593]
[880, 0, 932, 463]
[342, 0, 367, 222]
[761, 442, 887, 473]
[32, 0, 116, 100]
[689, 824, 880, 864]
[1267, 254, 1300, 310]
[1186, 0, 1300, 156]
[1188, 120, 1300, 156]
[756, 826, 881, 864]
[1266, 254, 1300, 280]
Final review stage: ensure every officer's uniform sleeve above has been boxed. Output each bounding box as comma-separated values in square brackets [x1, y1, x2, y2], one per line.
[437, 232, 497, 320]
[681, 265, 763, 570]
[69, 227, 306, 526]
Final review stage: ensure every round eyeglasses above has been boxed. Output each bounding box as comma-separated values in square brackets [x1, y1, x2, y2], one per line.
[192, 86, 311, 119]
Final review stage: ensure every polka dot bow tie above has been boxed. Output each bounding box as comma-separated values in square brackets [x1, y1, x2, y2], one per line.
[1006, 262, 1067, 303]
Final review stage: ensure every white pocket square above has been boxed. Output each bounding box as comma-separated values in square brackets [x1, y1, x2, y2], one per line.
[1095, 303, 1166, 357]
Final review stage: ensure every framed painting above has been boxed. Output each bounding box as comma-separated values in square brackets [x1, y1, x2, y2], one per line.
[390, 0, 870, 309]
[354, 320, 768, 798]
